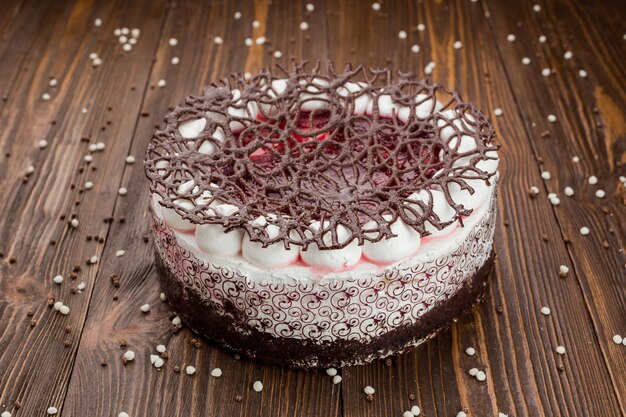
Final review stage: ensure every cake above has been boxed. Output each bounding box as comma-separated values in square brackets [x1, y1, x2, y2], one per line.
[145, 63, 499, 369]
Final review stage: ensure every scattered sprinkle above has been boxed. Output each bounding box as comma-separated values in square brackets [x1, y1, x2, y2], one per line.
[94, 18, 102, 27]
[89, 255, 98, 264]
[541, 306, 551, 316]
[156, 344, 166, 353]
[54, 301, 63, 311]
[84, 155, 93, 162]
[364, 386, 375, 395]
[70, 218, 79, 228]
[171, 56, 180, 65]
[211, 367, 223, 377]
[157, 79, 166, 88]
[547, 114, 557, 123]
[559, 265, 570, 277]
[42, 93, 51, 101]
[541, 171, 551, 180]
[214, 36, 223, 45]
[255, 36, 266, 45]
[84, 181, 94, 190]
[465, 347, 476, 356]
[326, 368, 338, 376]
[116, 250, 126, 257]
[305, 3, 315, 12]
[476, 371, 486, 381]
[118, 413, 129, 417]
[612, 334, 623, 344]
[131, 28, 140, 38]
[38, 140, 48, 149]
[172, 316, 181, 325]
[93, 57, 102, 66]
[77, 282, 86, 291]
[556, 346, 566, 355]
[522, 57, 531, 65]
[169, 38, 178, 46]
[139, 303, 150, 313]
[411, 405, 421, 416]
[529, 185, 540, 196]
[1, 411, 11, 417]
[404, 412, 414, 417]
[411, 44, 420, 54]
[26, 165, 35, 175]
[49, 78, 58, 87]
[299, 21, 309, 31]
[125, 155, 136, 164]
[494, 108, 503, 117]
[59, 305, 70, 315]
[122, 44, 132, 52]
[53, 275, 64, 284]
[468, 368, 478, 376]
[186, 365, 196, 375]
[453, 40, 462, 50]
[253, 381, 264, 392]
[539, 35, 547, 43]
[124, 350, 135, 362]
[564, 51, 573, 60]
[457, 411, 468, 417]
[153, 357, 165, 368]
[595, 189, 606, 198]
[372, 2, 381, 11]
[333, 375, 342, 384]
[533, 4, 541, 12]
[542, 68, 551, 77]
[572, 156, 580, 163]
[273, 50, 283, 58]
[245, 38, 253, 47]
[417, 23, 425, 31]
[579, 226, 590, 236]
[588, 175, 598, 185]
[619, 176, 626, 184]
[506, 34, 516, 42]
[398, 30, 408, 40]
[252, 20, 260, 28]
[424, 61, 435, 75]
[234, 11, 242, 20]
[47, 407, 58, 415]
[160, 292, 167, 301]
[118, 187, 128, 195]
[579, 69, 588, 78]
[564, 186, 574, 196]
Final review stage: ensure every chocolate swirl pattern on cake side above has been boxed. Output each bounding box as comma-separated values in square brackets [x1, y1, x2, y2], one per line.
[145, 62, 498, 250]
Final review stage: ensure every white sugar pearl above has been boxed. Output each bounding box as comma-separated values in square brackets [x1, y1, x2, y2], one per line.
[114, 28, 121, 36]
[580, 226, 590, 235]
[522, 57, 531, 65]
[506, 34, 516, 42]
[468, 368, 478, 376]
[595, 189, 606, 198]
[572, 156, 580, 163]
[211, 368, 222, 377]
[533, 4, 541, 12]
[564, 51, 573, 60]
[579, 69, 588, 78]
[71, 218, 79, 228]
[171, 56, 180, 65]
[457, 412, 467, 417]
[529, 186, 540, 195]
[49, 78, 58, 87]
[118, 35, 128, 44]
[547, 114, 557, 122]
[160, 292, 167, 301]
[612, 334, 623, 344]
[156, 344, 166, 353]
[252, 20, 260, 28]
[118, 413, 129, 417]
[131, 28, 140, 38]
[364, 386, 375, 395]
[1, 411, 11, 417]
[54, 301, 63, 311]
[93, 58, 102, 66]
[47, 407, 58, 415]
[273, 50, 283, 58]
[84, 181, 94, 190]
[255, 36, 266, 45]
[121, 27, 129, 35]
[169, 38, 178, 46]
[157, 79, 166, 88]
[245, 38, 253, 46]
[213, 36, 223, 45]
[77, 282, 86, 291]
[550, 196, 560, 206]
[125, 155, 136, 164]
[84, 154, 93, 162]
[124, 350, 135, 361]
[234, 11, 242, 19]
[53, 275, 64, 284]
[326, 368, 337, 376]
[541, 171, 551, 180]
[542, 68, 551, 77]
[118, 187, 128, 195]
[453, 40, 462, 49]
[539, 35, 547, 43]
[494, 108, 503, 116]
[465, 347, 476, 356]
[116, 250, 126, 257]
[253, 381, 264, 392]
[404, 412, 414, 417]
[411, 406, 421, 416]
[122, 43, 132, 52]
[372, 2, 381, 11]
[556, 346, 566, 355]
[564, 186, 574, 196]
[153, 358, 164, 368]
[588, 175, 598, 184]
[541, 306, 551, 315]
[619, 176, 626, 184]
[94, 18, 102, 27]
[139, 303, 150, 313]
[417, 23, 425, 31]
[306, 3, 315, 11]
[559, 265, 569, 275]
[59, 305, 70, 315]
[38, 139, 48, 148]
[299, 21, 309, 31]
[172, 316, 181, 325]
[476, 371, 486, 381]
[88, 143, 98, 152]
[399, 30, 408, 39]
[411, 44, 420, 53]
[186, 365, 196, 375]
[333, 375, 342, 384]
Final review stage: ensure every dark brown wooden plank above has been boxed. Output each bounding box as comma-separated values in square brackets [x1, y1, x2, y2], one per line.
[482, 0, 626, 410]
[0, 0, 169, 415]
[325, 0, 623, 416]
[63, 1, 341, 416]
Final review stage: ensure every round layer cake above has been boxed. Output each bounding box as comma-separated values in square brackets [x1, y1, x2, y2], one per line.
[145, 63, 499, 369]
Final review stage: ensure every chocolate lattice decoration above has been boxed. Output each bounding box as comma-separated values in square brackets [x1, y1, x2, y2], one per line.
[144, 62, 498, 250]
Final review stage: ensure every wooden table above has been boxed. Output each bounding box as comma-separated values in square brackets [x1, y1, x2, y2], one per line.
[0, 0, 624, 415]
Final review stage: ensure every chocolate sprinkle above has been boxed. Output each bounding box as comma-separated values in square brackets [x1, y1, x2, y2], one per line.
[145, 63, 498, 249]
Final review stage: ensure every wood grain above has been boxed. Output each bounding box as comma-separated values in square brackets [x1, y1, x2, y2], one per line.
[0, 0, 623, 416]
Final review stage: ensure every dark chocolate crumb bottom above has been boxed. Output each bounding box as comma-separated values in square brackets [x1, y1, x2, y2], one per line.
[156, 250, 495, 370]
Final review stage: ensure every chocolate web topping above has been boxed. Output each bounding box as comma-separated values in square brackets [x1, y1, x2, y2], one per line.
[145, 62, 498, 250]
